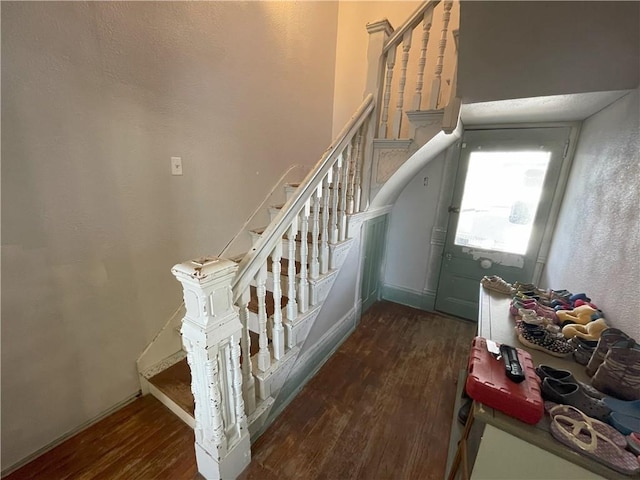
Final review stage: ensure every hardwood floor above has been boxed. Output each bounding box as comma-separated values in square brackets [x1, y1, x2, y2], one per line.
[5, 395, 199, 480]
[6, 301, 474, 480]
[239, 301, 476, 480]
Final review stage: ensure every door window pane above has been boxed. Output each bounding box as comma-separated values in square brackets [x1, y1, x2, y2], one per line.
[454, 151, 551, 254]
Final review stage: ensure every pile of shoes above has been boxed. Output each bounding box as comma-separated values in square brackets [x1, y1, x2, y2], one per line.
[499, 279, 615, 364]
[507, 282, 576, 357]
[537, 365, 640, 475]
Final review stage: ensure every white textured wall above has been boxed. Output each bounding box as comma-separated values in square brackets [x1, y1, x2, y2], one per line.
[458, 1, 639, 102]
[542, 88, 640, 339]
[383, 153, 445, 293]
[1, 1, 338, 469]
[332, 1, 421, 137]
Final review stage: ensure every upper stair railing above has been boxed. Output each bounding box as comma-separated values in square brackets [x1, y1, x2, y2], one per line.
[375, 0, 458, 139]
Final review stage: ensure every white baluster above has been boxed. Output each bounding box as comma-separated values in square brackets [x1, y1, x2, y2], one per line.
[392, 30, 412, 139]
[379, 47, 396, 138]
[298, 201, 310, 314]
[270, 242, 284, 360]
[353, 128, 364, 213]
[339, 145, 351, 242]
[204, 357, 225, 448]
[413, 9, 434, 110]
[330, 160, 340, 245]
[346, 138, 356, 215]
[310, 185, 321, 280]
[238, 288, 255, 414]
[429, 0, 453, 110]
[228, 333, 246, 443]
[320, 175, 330, 274]
[256, 262, 270, 372]
[286, 219, 298, 321]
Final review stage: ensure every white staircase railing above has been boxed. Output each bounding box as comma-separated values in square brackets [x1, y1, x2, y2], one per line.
[167, 2, 461, 478]
[171, 95, 374, 479]
[376, 0, 458, 139]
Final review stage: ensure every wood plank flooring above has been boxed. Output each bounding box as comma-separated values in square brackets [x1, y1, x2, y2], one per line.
[239, 301, 476, 480]
[5, 301, 474, 480]
[5, 395, 199, 480]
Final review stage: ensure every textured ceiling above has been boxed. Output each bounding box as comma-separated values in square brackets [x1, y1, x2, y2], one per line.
[461, 90, 632, 125]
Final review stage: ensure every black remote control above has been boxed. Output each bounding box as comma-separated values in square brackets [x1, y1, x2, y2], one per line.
[499, 344, 525, 383]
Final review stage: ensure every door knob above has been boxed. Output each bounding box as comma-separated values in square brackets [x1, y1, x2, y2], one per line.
[445, 253, 452, 261]
[448, 206, 460, 213]
[479, 258, 492, 269]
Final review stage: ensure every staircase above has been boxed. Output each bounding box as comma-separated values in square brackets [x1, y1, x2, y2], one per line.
[136, 1, 461, 478]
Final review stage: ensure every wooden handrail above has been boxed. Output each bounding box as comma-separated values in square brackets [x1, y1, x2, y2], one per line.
[383, 0, 441, 54]
[232, 94, 375, 300]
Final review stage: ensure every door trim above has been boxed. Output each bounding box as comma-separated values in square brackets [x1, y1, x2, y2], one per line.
[446, 122, 581, 286]
[434, 124, 579, 319]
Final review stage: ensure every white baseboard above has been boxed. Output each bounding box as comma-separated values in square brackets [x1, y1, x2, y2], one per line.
[381, 283, 436, 311]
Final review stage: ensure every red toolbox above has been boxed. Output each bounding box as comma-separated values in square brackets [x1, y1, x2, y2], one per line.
[465, 336, 544, 425]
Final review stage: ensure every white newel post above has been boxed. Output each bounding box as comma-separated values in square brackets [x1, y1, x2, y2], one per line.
[361, 19, 393, 210]
[172, 257, 251, 480]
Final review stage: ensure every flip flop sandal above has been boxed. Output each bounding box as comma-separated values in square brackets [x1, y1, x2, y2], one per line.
[627, 434, 640, 455]
[550, 414, 640, 475]
[629, 433, 640, 452]
[545, 402, 626, 448]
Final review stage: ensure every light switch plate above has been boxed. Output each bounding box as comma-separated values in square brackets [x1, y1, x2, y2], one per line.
[171, 157, 183, 176]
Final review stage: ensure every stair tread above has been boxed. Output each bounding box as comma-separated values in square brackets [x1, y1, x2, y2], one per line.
[149, 339, 261, 416]
[248, 285, 289, 316]
[148, 359, 194, 416]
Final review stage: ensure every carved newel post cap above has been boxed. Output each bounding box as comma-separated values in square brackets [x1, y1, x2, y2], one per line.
[366, 19, 394, 36]
[172, 256, 238, 283]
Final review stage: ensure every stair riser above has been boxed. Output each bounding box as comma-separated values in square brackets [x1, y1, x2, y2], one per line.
[329, 239, 353, 270]
[247, 310, 286, 336]
[309, 270, 338, 306]
[284, 307, 321, 350]
[251, 347, 299, 402]
[247, 397, 274, 438]
[284, 184, 298, 202]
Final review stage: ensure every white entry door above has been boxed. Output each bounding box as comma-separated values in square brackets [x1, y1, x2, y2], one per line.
[435, 127, 571, 320]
